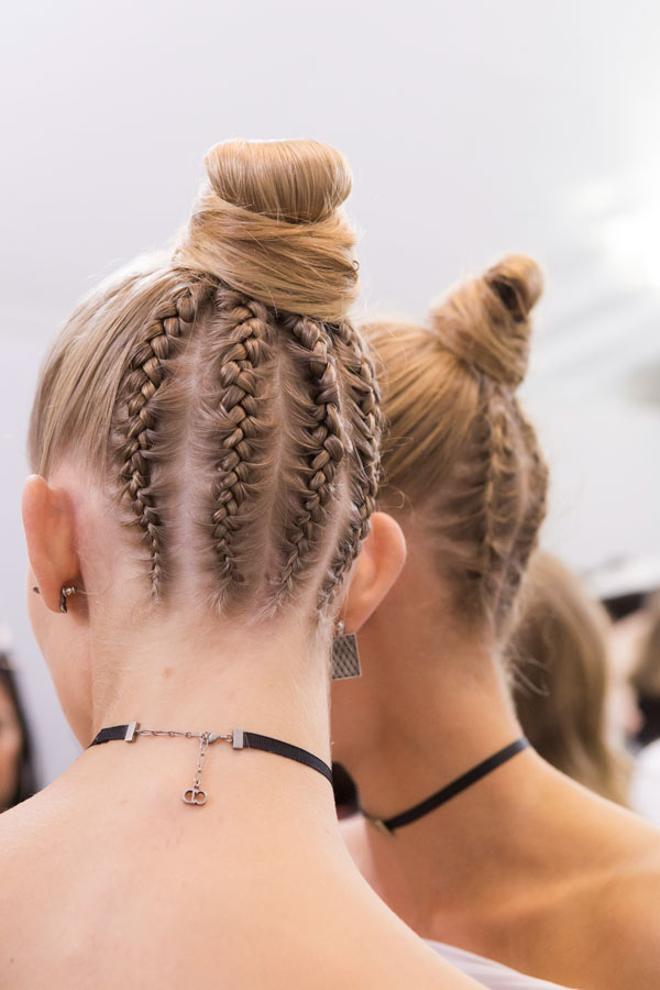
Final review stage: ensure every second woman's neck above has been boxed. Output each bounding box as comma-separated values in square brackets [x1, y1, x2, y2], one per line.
[339, 606, 571, 930]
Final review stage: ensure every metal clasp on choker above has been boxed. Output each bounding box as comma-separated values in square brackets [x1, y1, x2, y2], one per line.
[133, 726, 239, 806]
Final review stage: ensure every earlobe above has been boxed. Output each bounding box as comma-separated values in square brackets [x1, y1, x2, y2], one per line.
[22, 475, 80, 615]
[342, 511, 407, 634]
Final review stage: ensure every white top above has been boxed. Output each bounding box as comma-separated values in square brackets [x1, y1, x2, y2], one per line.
[429, 941, 575, 989]
[631, 740, 660, 827]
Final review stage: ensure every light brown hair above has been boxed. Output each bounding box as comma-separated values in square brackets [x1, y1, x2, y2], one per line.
[28, 139, 380, 617]
[510, 553, 630, 805]
[366, 255, 548, 633]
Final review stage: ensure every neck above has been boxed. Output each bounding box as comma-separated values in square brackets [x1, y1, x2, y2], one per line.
[341, 611, 557, 928]
[349, 617, 523, 813]
[92, 610, 332, 753]
[64, 611, 341, 849]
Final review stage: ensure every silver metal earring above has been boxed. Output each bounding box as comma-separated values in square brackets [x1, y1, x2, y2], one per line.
[59, 585, 77, 614]
[331, 621, 362, 680]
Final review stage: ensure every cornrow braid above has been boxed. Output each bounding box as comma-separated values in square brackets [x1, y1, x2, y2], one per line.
[115, 280, 207, 602]
[207, 288, 276, 601]
[502, 399, 550, 615]
[476, 379, 521, 622]
[321, 319, 382, 603]
[274, 314, 346, 603]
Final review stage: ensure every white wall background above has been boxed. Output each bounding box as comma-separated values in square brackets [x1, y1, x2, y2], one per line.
[1, 0, 659, 781]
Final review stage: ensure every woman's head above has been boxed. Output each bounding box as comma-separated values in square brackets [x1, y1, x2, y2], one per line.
[329, 257, 548, 766]
[23, 139, 397, 741]
[510, 552, 630, 805]
[0, 651, 37, 811]
[367, 255, 548, 637]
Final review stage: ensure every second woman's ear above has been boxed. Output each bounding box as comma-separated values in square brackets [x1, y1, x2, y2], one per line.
[342, 512, 407, 633]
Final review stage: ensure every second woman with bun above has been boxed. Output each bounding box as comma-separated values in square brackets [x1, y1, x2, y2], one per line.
[331, 256, 660, 990]
[0, 141, 482, 988]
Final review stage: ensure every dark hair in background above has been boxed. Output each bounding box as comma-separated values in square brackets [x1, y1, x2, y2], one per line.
[629, 593, 660, 748]
[0, 652, 38, 808]
[332, 762, 358, 817]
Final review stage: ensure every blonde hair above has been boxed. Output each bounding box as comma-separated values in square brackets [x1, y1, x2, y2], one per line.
[366, 255, 548, 632]
[510, 553, 630, 805]
[28, 139, 380, 616]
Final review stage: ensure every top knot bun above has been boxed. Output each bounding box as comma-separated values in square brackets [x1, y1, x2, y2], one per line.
[174, 138, 357, 322]
[428, 254, 543, 388]
[205, 139, 352, 223]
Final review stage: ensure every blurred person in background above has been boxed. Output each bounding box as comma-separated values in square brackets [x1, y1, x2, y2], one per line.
[510, 552, 630, 806]
[331, 256, 660, 990]
[629, 593, 660, 749]
[629, 599, 660, 825]
[0, 638, 38, 812]
[0, 139, 483, 990]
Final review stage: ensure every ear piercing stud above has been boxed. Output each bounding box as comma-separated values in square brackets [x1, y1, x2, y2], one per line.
[59, 585, 78, 613]
[31, 584, 78, 614]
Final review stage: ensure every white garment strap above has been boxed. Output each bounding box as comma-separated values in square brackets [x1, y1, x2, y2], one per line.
[428, 941, 576, 990]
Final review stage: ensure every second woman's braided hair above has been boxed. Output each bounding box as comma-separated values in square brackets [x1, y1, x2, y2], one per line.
[28, 139, 381, 618]
[365, 255, 548, 633]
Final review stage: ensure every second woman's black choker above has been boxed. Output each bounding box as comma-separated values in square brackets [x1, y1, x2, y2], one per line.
[360, 738, 530, 834]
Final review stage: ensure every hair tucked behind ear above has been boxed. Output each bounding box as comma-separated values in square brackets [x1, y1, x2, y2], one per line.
[28, 139, 379, 616]
[365, 254, 548, 633]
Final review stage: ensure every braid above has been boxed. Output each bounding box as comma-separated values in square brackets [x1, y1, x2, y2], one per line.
[274, 314, 346, 602]
[470, 381, 549, 627]
[321, 319, 382, 602]
[116, 280, 206, 602]
[476, 379, 520, 620]
[503, 399, 549, 612]
[208, 288, 275, 600]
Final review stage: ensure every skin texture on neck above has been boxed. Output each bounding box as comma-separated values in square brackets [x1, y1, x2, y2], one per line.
[0, 604, 487, 989]
[0, 468, 483, 990]
[333, 530, 660, 990]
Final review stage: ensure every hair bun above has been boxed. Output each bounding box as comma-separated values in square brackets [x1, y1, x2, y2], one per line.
[205, 139, 352, 223]
[174, 138, 357, 321]
[429, 254, 543, 388]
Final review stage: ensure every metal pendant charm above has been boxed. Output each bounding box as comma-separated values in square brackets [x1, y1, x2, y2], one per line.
[182, 785, 208, 806]
[331, 628, 362, 680]
[181, 732, 210, 807]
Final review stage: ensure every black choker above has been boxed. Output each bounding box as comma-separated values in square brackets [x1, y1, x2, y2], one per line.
[89, 723, 333, 806]
[361, 737, 530, 834]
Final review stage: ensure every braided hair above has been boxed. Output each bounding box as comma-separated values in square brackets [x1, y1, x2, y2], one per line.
[28, 140, 382, 618]
[364, 255, 548, 635]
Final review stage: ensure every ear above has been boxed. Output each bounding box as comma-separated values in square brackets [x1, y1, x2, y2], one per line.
[342, 512, 406, 633]
[22, 475, 80, 614]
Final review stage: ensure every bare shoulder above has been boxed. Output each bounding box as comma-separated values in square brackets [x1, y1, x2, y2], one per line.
[0, 786, 69, 886]
[0, 794, 52, 900]
[583, 829, 660, 988]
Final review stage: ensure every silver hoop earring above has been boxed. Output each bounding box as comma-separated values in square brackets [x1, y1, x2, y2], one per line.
[331, 621, 362, 680]
[59, 585, 77, 614]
